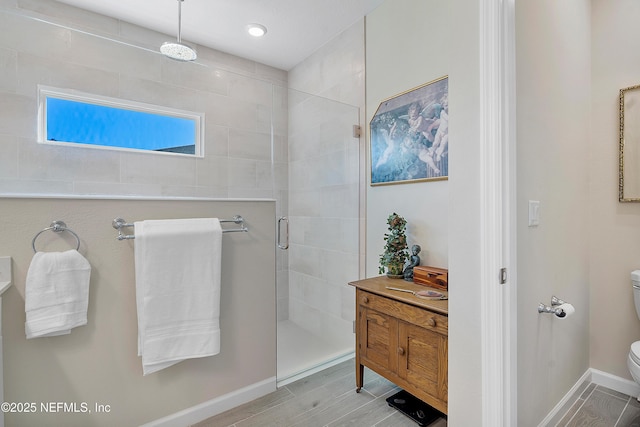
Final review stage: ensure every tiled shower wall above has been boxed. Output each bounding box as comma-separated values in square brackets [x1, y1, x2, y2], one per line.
[285, 22, 365, 347]
[0, 0, 288, 199]
[286, 93, 360, 349]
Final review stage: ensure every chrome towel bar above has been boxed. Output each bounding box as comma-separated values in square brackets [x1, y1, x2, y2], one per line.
[32, 220, 81, 253]
[112, 216, 248, 240]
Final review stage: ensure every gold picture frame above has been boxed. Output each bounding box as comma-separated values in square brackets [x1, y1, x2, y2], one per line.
[370, 76, 448, 186]
[619, 83, 640, 202]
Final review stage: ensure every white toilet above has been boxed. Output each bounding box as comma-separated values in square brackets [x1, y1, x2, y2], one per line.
[628, 271, 640, 388]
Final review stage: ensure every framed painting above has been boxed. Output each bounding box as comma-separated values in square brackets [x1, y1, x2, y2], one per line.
[370, 76, 448, 186]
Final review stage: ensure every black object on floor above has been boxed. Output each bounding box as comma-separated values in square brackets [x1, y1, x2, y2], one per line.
[386, 389, 444, 426]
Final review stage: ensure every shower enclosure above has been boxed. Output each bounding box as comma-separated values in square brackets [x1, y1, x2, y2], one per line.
[274, 88, 360, 384]
[2, 1, 360, 386]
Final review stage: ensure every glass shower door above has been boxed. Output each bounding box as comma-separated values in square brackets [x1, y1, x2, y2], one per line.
[276, 88, 360, 383]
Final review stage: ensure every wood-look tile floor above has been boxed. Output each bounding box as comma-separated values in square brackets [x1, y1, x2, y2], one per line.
[557, 383, 640, 427]
[191, 358, 447, 427]
[191, 355, 640, 427]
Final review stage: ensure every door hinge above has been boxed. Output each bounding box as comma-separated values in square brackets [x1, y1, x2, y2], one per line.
[353, 125, 361, 138]
[499, 268, 507, 284]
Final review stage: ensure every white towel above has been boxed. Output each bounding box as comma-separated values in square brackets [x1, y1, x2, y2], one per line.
[134, 218, 222, 375]
[25, 249, 91, 339]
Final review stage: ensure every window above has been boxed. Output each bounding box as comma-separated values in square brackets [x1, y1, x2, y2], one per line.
[37, 86, 204, 157]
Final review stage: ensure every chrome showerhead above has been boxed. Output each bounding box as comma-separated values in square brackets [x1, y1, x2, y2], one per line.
[161, 41, 197, 61]
[161, 0, 197, 62]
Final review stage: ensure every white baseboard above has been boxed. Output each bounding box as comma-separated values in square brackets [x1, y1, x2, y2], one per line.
[139, 376, 277, 427]
[590, 368, 640, 399]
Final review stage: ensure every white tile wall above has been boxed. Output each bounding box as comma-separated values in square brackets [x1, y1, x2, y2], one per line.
[285, 20, 364, 345]
[0, 0, 288, 199]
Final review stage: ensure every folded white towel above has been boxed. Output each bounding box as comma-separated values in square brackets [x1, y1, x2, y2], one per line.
[25, 250, 91, 339]
[134, 218, 222, 375]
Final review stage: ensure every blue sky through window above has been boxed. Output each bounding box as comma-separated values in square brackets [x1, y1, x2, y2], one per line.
[46, 97, 197, 154]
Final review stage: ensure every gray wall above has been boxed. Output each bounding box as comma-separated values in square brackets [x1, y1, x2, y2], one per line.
[365, 0, 449, 278]
[590, 0, 640, 382]
[0, 198, 276, 426]
[516, 0, 591, 424]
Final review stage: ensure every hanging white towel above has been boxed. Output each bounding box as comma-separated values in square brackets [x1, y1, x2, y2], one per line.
[25, 249, 91, 339]
[134, 218, 222, 375]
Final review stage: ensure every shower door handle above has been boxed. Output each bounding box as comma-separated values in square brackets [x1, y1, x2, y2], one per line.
[278, 216, 289, 250]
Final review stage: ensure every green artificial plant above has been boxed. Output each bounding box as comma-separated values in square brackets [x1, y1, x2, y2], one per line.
[378, 212, 409, 276]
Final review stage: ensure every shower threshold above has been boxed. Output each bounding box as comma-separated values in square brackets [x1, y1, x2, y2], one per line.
[276, 319, 354, 387]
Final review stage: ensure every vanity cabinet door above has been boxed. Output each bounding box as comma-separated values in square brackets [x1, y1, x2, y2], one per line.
[358, 304, 398, 377]
[397, 321, 448, 412]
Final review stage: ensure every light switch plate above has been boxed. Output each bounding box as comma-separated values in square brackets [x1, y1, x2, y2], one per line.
[528, 200, 540, 227]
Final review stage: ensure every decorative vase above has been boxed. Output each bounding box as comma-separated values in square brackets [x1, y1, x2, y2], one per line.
[386, 263, 404, 279]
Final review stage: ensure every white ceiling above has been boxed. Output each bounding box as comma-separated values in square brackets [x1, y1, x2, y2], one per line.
[54, 0, 384, 70]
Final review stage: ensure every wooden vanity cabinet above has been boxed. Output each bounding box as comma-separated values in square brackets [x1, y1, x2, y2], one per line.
[349, 276, 448, 415]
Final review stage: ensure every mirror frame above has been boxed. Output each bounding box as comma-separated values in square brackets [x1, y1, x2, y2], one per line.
[619, 83, 640, 202]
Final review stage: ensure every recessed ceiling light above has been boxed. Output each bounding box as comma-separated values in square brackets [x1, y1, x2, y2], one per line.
[247, 23, 267, 37]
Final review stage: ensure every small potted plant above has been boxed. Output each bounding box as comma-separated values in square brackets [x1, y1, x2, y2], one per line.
[379, 212, 409, 278]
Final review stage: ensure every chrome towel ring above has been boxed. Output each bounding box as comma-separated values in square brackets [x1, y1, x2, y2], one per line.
[32, 221, 81, 253]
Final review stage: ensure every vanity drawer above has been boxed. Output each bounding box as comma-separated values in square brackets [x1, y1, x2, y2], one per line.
[358, 290, 448, 335]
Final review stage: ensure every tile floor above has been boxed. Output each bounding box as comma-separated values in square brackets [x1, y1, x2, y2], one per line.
[557, 383, 640, 427]
[193, 355, 640, 427]
[192, 358, 447, 427]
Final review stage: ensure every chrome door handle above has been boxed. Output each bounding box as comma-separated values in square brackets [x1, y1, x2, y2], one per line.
[277, 216, 289, 250]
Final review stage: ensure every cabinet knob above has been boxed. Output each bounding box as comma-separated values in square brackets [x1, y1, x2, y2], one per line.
[362, 296, 369, 304]
[397, 347, 405, 355]
[428, 317, 437, 327]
